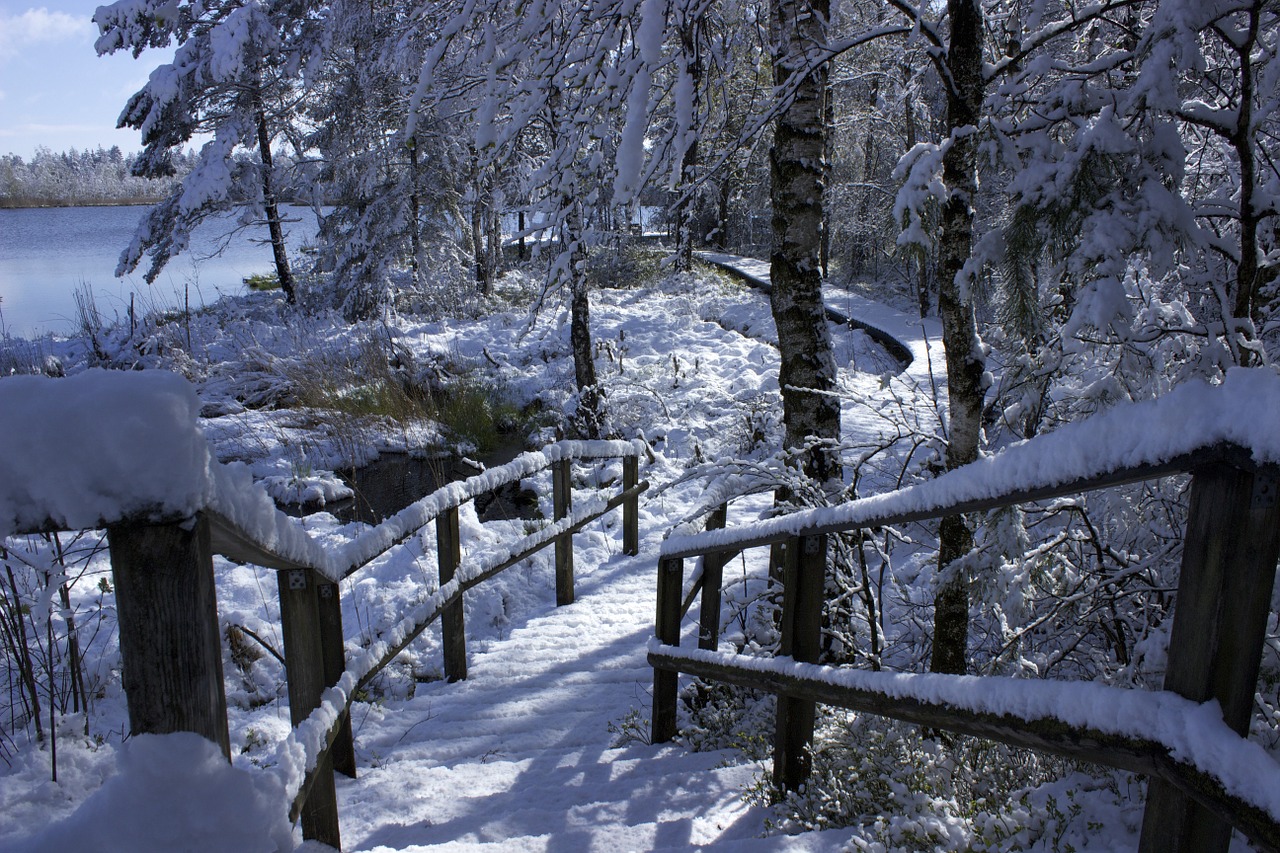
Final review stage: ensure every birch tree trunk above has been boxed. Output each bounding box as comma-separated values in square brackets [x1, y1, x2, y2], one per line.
[768, 0, 841, 487]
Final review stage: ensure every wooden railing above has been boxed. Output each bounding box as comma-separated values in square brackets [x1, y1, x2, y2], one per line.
[271, 441, 648, 846]
[650, 439, 1280, 853]
[14, 437, 649, 851]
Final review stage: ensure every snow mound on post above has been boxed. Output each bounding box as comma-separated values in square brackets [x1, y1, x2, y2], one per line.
[0, 369, 214, 537]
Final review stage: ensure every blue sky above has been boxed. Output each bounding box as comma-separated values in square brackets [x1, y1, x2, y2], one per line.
[0, 2, 173, 158]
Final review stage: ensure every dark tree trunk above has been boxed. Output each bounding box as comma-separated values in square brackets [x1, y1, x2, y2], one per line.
[930, 0, 988, 676]
[674, 14, 703, 272]
[716, 177, 732, 251]
[768, 0, 841, 487]
[1230, 1, 1262, 343]
[253, 90, 295, 304]
[570, 275, 602, 438]
[409, 137, 422, 287]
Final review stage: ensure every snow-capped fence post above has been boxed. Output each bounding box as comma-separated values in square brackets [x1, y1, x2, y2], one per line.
[1138, 462, 1280, 853]
[277, 568, 341, 849]
[554, 458, 575, 606]
[623, 455, 640, 556]
[107, 513, 231, 759]
[697, 504, 729, 651]
[773, 533, 826, 791]
[652, 556, 684, 743]
[438, 504, 467, 682]
[316, 580, 357, 778]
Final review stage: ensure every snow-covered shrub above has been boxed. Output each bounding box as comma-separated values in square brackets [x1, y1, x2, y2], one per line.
[0, 532, 116, 777]
[765, 711, 1135, 851]
[681, 680, 775, 760]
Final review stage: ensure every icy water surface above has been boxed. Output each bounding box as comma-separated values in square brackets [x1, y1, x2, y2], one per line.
[0, 204, 319, 337]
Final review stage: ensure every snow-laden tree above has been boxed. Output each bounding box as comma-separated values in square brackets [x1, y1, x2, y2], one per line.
[407, 0, 683, 437]
[93, 0, 325, 302]
[886, 0, 1164, 675]
[300, 0, 474, 319]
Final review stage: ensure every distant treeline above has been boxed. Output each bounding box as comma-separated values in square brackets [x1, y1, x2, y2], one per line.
[0, 146, 197, 208]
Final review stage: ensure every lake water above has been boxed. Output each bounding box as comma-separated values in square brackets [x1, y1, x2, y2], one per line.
[0, 205, 320, 338]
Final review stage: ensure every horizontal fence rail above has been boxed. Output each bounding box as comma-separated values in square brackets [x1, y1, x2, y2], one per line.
[651, 406, 1280, 853]
[648, 646, 1280, 852]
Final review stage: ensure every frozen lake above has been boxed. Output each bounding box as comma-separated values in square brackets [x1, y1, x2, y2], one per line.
[0, 204, 320, 338]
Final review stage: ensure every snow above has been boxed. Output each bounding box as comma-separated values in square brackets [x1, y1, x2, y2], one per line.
[9, 733, 294, 853]
[2, 260, 1275, 851]
[0, 365, 646, 582]
[0, 369, 214, 538]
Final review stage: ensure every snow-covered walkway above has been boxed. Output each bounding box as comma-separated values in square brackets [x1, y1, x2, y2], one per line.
[329, 520, 863, 852]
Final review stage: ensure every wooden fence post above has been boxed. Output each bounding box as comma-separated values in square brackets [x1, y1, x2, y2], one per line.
[278, 568, 341, 849]
[316, 581, 356, 778]
[698, 504, 728, 651]
[1139, 463, 1280, 853]
[438, 505, 467, 683]
[623, 455, 640, 556]
[774, 533, 826, 791]
[554, 458, 574, 606]
[652, 556, 684, 743]
[107, 513, 231, 759]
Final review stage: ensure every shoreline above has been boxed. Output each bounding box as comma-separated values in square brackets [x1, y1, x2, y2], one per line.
[0, 198, 163, 210]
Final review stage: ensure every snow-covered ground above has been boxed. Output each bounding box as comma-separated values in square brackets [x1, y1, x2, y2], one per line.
[0, 260, 1266, 851]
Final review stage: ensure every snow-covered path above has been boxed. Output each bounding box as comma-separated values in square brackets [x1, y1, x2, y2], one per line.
[330, 523, 862, 852]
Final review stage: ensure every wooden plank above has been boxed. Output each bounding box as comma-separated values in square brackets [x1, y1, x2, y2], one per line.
[438, 506, 467, 683]
[651, 557, 683, 744]
[316, 581, 356, 778]
[277, 568, 341, 849]
[554, 458, 574, 606]
[206, 510, 310, 571]
[646, 646, 1280, 853]
[661, 443, 1268, 561]
[107, 513, 231, 759]
[699, 504, 728, 651]
[1139, 464, 1280, 853]
[623, 456, 640, 556]
[774, 533, 825, 790]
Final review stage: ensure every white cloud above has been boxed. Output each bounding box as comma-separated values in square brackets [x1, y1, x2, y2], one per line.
[0, 8, 93, 59]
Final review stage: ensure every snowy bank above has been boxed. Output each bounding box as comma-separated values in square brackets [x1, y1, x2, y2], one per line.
[9, 733, 294, 853]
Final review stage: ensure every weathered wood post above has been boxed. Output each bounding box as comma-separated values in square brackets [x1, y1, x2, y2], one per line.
[1139, 462, 1280, 853]
[652, 556, 684, 743]
[278, 568, 341, 849]
[438, 505, 467, 682]
[554, 458, 574, 606]
[623, 455, 640, 556]
[316, 580, 356, 778]
[698, 504, 728, 651]
[774, 533, 826, 791]
[108, 513, 231, 759]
